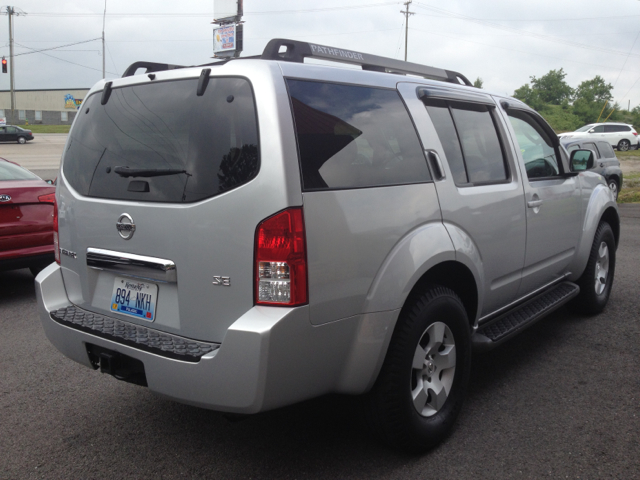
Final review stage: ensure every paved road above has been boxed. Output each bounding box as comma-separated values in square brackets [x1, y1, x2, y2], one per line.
[0, 133, 65, 180]
[1, 208, 639, 479]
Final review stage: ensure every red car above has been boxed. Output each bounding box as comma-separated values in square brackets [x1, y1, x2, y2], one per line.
[0, 157, 56, 276]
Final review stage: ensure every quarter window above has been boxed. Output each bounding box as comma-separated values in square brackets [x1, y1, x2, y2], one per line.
[506, 109, 560, 179]
[286, 79, 430, 191]
[423, 98, 508, 185]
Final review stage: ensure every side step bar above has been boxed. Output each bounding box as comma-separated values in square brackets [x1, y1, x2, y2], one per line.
[472, 282, 580, 352]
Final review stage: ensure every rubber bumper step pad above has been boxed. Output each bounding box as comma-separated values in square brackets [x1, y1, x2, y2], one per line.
[50, 305, 219, 362]
[477, 282, 579, 342]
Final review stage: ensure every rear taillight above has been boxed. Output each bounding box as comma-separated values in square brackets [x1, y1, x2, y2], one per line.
[38, 193, 55, 204]
[53, 198, 60, 264]
[633, 132, 638, 136]
[255, 207, 308, 306]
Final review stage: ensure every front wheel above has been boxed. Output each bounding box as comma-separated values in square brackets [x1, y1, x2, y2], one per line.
[17, 136, 26, 144]
[365, 286, 471, 452]
[571, 222, 616, 314]
[617, 139, 630, 152]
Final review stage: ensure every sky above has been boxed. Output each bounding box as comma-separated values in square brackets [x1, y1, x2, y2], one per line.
[1, 0, 640, 109]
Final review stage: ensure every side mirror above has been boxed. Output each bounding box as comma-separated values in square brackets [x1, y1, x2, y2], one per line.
[570, 149, 594, 172]
[45, 179, 54, 185]
[588, 129, 595, 133]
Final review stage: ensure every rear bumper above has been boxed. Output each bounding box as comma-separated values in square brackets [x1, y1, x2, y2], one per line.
[35, 264, 396, 413]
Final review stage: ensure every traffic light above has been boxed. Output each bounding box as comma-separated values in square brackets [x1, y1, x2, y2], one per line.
[1, 57, 6, 74]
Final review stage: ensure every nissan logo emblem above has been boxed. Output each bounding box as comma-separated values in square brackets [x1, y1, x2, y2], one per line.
[116, 213, 136, 240]
[0, 194, 11, 202]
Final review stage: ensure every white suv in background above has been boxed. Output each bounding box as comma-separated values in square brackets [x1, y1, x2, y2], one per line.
[558, 122, 638, 151]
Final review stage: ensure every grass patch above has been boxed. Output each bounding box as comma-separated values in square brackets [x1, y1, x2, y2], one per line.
[616, 149, 640, 159]
[26, 125, 71, 134]
[618, 187, 640, 203]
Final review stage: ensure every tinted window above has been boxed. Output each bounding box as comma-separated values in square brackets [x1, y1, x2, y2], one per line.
[604, 125, 630, 133]
[424, 99, 467, 184]
[449, 103, 507, 184]
[582, 142, 600, 158]
[286, 79, 430, 190]
[507, 110, 560, 179]
[6, 127, 16, 133]
[63, 77, 259, 203]
[592, 125, 605, 133]
[424, 99, 507, 185]
[597, 141, 615, 158]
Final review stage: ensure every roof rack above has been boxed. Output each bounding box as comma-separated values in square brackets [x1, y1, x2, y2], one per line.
[120, 39, 472, 86]
[122, 61, 187, 78]
[261, 39, 472, 86]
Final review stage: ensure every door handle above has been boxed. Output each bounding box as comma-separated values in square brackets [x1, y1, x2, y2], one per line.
[426, 150, 446, 181]
[527, 199, 543, 208]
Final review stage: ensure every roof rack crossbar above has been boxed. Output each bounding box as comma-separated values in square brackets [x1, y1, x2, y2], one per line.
[122, 61, 187, 78]
[261, 39, 472, 87]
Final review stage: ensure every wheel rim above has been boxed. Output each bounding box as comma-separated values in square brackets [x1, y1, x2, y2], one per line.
[609, 181, 618, 199]
[619, 141, 629, 151]
[594, 241, 609, 295]
[411, 321, 456, 417]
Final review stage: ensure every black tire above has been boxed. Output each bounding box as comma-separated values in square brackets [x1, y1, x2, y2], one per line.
[571, 222, 616, 314]
[364, 286, 471, 452]
[17, 136, 26, 144]
[617, 139, 630, 152]
[607, 178, 619, 201]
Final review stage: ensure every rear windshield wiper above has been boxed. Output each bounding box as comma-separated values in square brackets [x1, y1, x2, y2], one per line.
[114, 166, 190, 178]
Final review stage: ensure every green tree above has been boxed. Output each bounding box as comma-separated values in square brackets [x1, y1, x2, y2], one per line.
[529, 68, 574, 105]
[473, 77, 483, 89]
[513, 84, 543, 110]
[572, 75, 614, 124]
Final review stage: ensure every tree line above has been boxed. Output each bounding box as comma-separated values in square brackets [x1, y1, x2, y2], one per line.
[474, 70, 639, 132]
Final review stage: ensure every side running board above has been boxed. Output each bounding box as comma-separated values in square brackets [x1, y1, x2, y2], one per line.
[472, 282, 580, 352]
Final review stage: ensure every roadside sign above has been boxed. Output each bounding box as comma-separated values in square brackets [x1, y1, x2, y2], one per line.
[213, 25, 236, 55]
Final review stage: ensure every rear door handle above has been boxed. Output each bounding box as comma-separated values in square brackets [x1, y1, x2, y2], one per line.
[527, 199, 543, 208]
[426, 150, 446, 181]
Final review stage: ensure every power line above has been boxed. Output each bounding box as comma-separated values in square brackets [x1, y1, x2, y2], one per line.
[15, 42, 117, 75]
[13, 37, 101, 56]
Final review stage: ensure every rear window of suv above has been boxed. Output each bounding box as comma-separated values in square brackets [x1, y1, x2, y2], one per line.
[286, 79, 430, 191]
[63, 77, 259, 203]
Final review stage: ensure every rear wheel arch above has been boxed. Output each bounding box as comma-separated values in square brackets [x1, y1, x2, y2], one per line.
[400, 261, 478, 331]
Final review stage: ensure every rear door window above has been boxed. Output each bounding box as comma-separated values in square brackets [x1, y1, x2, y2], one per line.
[597, 141, 615, 158]
[63, 77, 259, 203]
[423, 98, 508, 185]
[286, 79, 430, 191]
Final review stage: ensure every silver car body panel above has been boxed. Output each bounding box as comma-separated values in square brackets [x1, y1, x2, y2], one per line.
[36, 57, 619, 413]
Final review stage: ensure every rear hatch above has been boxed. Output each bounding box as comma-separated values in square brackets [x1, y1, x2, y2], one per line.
[57, 73, 267, 342]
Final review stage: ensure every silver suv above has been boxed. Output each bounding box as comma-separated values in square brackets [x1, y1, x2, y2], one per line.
[36, 39, 619, 452]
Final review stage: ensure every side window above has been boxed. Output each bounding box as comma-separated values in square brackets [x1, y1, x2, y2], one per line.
[506, 109, 560, 179]
[583, 142, 600, 159]
[424, 98, 508, 185]
[286, 79, 431, 191]
[592, 125, 605, 133]
[597, 141, 615, 158]
[566, 144, 580, 153]
[6, 126, 16, 133]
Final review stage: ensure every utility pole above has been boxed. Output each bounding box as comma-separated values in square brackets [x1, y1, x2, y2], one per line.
[102, 0, 106, 78]
[2, 6, 25, 116]
[400, 1, 414, 62]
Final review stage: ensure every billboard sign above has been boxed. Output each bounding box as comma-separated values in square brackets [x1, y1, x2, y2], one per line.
[213, 25, 237, 54]
[213, 0, 242, 23]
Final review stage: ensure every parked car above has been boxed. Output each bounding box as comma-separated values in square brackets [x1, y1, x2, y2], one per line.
[0, 125, 34, 144]
[561, 140, 623, 200]
[0, 158, 55, 276]
[557, 122, 638, 151]
[35, 39, 619, 452]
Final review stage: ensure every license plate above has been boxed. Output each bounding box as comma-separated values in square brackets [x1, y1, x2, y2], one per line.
[110, 276, 158, 321]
